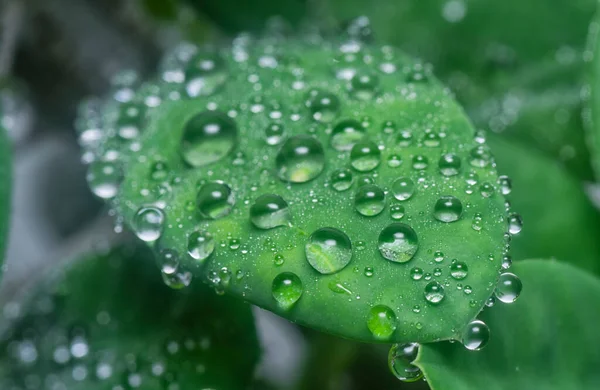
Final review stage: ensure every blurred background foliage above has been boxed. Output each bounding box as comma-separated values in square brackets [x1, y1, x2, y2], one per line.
[1, 0, 599, 389]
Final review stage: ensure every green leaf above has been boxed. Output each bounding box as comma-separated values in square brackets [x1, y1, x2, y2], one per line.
[415, 259, 600, 390]
[0, 245, 260, 389]
[328, 0, 596, 179]
[487, 133, 600, 274]
[78, 34, 512, 343]
[586, 12, 600, 180]
[0, 115, 11, 272]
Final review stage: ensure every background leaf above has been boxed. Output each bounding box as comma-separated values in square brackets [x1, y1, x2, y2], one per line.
[0, 118, 11, 273]
[415, 259, 600, 390]
[0, 245, 260, 389]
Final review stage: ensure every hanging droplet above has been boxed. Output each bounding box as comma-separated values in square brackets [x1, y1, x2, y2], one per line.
[378, 223, 419, 263]
[462, 320, 490, 351]
[276, 135, 325, 183]
[433, 196, 463, 223]
[180, 110, 237, 167]
[265, 123, 285, 145]
[330, 168, 354, 191]
[367, 305, 397, 340]
[272, 272, 303, 310]
[388, 343, 423, 382]
[187, 230, 215, 263]
[424, 281, 445, 304]
[350, 72, 379, 100]
[196, 181, 235, 219]
[87, 160, 122, 199]
[494, 272, 522, 303]
[438, 153, 461, 176]
[507, 213, 523, 235]
[350, 140, 381, 172]
[450, 260, 468, 280]
[306, 89, 340, 122]
[498, 175, 512, 195]
[355, 184, 386, 217]
[331, 119, 366, 151]
[250, 194, 291, 229]
[391, 177, 415, 201]
[185, 52, 228, 97]
[305, 227, 353, 274]
[162, 269, 192, 290]
[159, 249, 179, 275]
[133, 206, 164, 242]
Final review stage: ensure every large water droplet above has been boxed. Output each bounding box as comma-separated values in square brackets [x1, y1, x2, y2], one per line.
[331, 119, 365, 151]
[439, 153, 461, 176]
[87, 160, 122, 199]
[424, 281, 445, 304]
[388, 343, 423, 382]
[355, 184, 386, 216]
[306, 90, 340, 122]
[367, 305, 397, 340]
[250, 194, 291, 229]
[305, 227, 353, 274]
[378, 223, 419, 263]
[276, 136, 325, 183]
[494, 272, 522, 303]
[187, 230, 215, 263]
[196, 181, 235, 219]
[462, 320, 490, 351]
[272, 272, 303, 310]
[180, 111, 237, 167]
[433, 196, 463, 223]
[133, 206, 164, 242]
[185, 52, 228, 97]
[350, 140, 381, 172]
[330, 168, 354, 191]
[392, 177, 415, 201]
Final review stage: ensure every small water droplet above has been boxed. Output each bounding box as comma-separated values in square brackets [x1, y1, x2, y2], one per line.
[350, 72, 379, 100]
[508, 213, 523, 235]
[196, 181, 235, 219]
[498, 175, 512, 195]
[391, 177, 415, 201]
[438, 153, 461, 176]
[265, 123, 285, 145]
[367, 305, 397, 340]
[250, 194, 291, 229]
[180, 111, 237, 168]
[462, 320, 490, 351]
[133, 206, 164, 242]
[397, 130, 413, 147]
[187, 230, 215, 263]
[469, 145, 492, 168]
[87, 161, 122, 199]
[159, 249, 179, 275]
[390, 204, 405, 220]
[388, 343, 423, 382]
[162, 269, 192, 290]
[410, 267, 424, 281]
[433, 196, 463, 223]
[480, 182, 495, 198]
[305, 228, 353, 274]
[378, 223, 419, 263]
[450, 260, 468, 280]
[495, 272, 522, 303]
[330, 168, 354, 191]
[350, 140, 381, 172]
[306, 90, 340, 122]
[276, 135, 325, 183]
[364, 267, 374, 277]
[355, 184, 386, 216]
[331, 119, 366, 151]
[424, 281, 445, 304]
[185, 52, 228, 97]
[412, 155, 428, 170]
[423, 132, 441, 147]
[272, 272, 303, 310]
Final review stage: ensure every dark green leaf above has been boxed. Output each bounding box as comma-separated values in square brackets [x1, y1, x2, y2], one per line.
[0, 118, 11, 274]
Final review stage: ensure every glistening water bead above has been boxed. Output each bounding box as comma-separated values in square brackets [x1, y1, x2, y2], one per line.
[462, 320, 490, 351]
[378, 223, 419, 263]
[350, 140, 381, 172]
[185, 52, 228, 97]
[424, 281, 445, 304]
[276, 135, 325, 183]
[249, 194, 292, 229]
[433, 196, 463, 223]
[180, 110, 237, 167]
[494, 272, 522, 303]
[392, 177, 415, 201]
[305, 228, 353, 274]
[133, 206, 165, 242]
[331, 119, 366, 151]
[196, 181, 235, 219]
[367, 305, 397, 340]
[86, 160, 122, 199]
[305, 89, 340, 123]
[330, 168, 354, 191]
[187, 230, 215, 263]
[272, 272, 303, 310]
[388, 343, 423, 382]
[355, 184, 386, 216]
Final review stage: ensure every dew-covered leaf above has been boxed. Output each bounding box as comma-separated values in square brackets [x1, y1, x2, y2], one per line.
[0, 113, 11, 272]
[414, 259, 600, 390]
[586, 12, 600, 181]
[0, 245, 260, 389]
[78, 34, 513, 343]
[488, 133, 600, 274]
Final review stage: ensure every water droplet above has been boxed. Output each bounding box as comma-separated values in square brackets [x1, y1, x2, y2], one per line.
[305, 228, 353, 274]
[196, 181, 235, 219]
[350, 72, 379, 100]
[508, 213, 523, 235]
[272, 272, 303, 310]
[495, 272, 522, 303]
[462, 320, 490, 351]
[367, 305, 397, 340]
[185, 52, 228, 97]
[378, 223, 419, 263]
[424, 281, 445, 304]
[469, 145, 492, 168]
[159, 249, 179, 275]
[331, 119, 366, 151]
[187, 230, 215, 263]
[423, 132, 441, 147]
[438, 153, 461, 176]
[87, 160, 122, 199]
[355, 184, 386, 216]
[397, 130, 413, 147]
[150, 161, 169, 181]
[276, 135, 325, 183]
[306, 90, 340, 122]
[250, 194, 291, 229]
[450, 260, 468, 280]
[350, 140, 381, 172]
[480, 182, 495, 198]
[133, 206, 164, 242]
[180, 111, 237, 167]
[329, 280, 353, 295]
[412, 155, 429, 170]
[388, 343, 423, 382]
[265, 123, 285, 145]
[433, 196, 463, 223]
[364, 267, 374, 277]
[390, 204, 405, 220]
[162, 269, 192, 289]
[501, 255, 512, 270]
[391, 177, 415, 201]
[410, 267, 424, 281]
[498, 175, 512, 195]
[331, 168, 354, 191]
[387, 154, 402, 168]
[434, 251, 445, 262]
